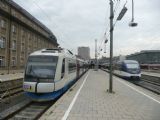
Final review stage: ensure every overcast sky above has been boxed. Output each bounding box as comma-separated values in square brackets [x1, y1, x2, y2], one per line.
[14, 0, 160, 58]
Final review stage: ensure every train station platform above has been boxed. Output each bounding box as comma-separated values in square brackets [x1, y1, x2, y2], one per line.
[0, 73, 23, 82]
[40, 70, 160, 120]
[142, 71, 160, 78]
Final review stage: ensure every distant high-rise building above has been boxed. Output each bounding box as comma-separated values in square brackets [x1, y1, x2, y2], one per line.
[78, 47, 90, 60]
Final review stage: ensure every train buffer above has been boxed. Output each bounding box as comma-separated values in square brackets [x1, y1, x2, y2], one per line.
[40, 69, 160, 120]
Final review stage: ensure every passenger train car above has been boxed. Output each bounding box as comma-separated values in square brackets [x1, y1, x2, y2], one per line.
[114, 60, 141, 79]
[23, 48, 87, 101]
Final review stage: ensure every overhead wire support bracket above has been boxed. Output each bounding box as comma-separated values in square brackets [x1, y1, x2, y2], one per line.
[110, 27, 114, 32]
[117, 6, 128, 20]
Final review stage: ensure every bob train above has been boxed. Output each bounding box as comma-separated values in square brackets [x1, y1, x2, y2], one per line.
[23, 48, 88, 101]
[114, 60, 141, 79]
[102, 60, 141, 79]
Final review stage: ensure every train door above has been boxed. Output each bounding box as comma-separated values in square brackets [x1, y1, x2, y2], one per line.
[54, 58, 66, 91]
[76, 60, 80, 77]
[61, 59, 65, 79]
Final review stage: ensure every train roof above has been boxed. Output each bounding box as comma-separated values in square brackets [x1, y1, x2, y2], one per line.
[123, 60, 139, 64]
[29, 48, 75, 58]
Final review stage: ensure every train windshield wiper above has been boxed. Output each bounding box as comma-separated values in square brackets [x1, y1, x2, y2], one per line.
[26, 65, 39, 78]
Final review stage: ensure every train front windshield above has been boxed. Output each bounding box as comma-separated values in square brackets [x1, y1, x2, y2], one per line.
[126, 63, 139, 69]
[25, 56, 58, 81]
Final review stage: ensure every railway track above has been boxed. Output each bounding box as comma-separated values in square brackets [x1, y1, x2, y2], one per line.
[0, 70, 88, 120]
[7, 101, 53, 120]
[133, 79, 160, 95]
[128, 74, 160, 94]
[0, 97, 55, 120]
[0, 99, 31, 120]
[0, 79, 23, 102]
[101, 69, 160, 94]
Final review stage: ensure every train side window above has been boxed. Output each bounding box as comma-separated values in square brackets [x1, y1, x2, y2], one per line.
[61, 59, 65, 78]
[68, 61, 76, 73]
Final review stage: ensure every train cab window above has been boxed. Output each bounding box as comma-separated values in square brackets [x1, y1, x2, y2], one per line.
[61, 59, 65, 78]
[25, 56, 58, 82]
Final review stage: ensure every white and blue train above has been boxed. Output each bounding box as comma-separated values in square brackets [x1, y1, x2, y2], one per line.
[23, 48, 87, 101]
[114, 60, 141, 79]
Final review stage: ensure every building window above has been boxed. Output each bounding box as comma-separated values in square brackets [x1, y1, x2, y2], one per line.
[0, 56, 5, 67]
[12, 57, 16, 66]
[21, 29, 24, 36]
[12, 9, 16, 16]
[28, 45, 32, 55]
[12, 40, 16, 50]
[21, 42, 24, 52]
[1, 2, 7, 8]
[0, 37, 6, 48]
[12, 25, 16, 33]
[1, 19, 6, 28]
[21, 16, 24, 21]
[20, 56, 24, 64]
[28, 33, 31, 40]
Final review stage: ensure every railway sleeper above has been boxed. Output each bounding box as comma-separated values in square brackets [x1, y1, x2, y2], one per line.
[0, 82, 22, 92]
[0, 88, 23, 100]
[141, 74, 160, 84]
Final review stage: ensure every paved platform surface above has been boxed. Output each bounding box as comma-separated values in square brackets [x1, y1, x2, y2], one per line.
[40, 70, 160, 120]
[142, 71, 160, 78]
[0, 73, 23, 82]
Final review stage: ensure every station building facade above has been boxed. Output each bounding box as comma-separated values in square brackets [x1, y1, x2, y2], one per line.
[126, 50, 160, 64]
[0, 0, 58, 74]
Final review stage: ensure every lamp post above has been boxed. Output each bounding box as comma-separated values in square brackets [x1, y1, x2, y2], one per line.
[108, 0, 137, 93]
[108, 0, 114, 93]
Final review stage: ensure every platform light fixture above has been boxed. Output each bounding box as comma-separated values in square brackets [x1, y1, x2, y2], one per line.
[108, 0, 137, 93]
[104, 44, 106, 53]
[104, 39, 108, 44]
[129, 0, 138, 27]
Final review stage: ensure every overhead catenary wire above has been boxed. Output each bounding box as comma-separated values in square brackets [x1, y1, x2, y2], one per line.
[31, 0, 76, 52]
[98, 0, 128, 56]
[98, 1, 110, 52]
[98, 0, 121, 54]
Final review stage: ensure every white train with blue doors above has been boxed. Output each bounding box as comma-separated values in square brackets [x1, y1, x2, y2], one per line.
[114, 60, 141, 79]
[23, 48, 87, 101]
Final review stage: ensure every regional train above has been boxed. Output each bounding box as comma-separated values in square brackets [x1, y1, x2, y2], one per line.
[114, 60, 141, 79]
[23, 48, 88, 101]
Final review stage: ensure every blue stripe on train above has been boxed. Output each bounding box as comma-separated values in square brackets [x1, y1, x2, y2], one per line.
[24, 77, 77, 101]
[24, 70, 87, 101]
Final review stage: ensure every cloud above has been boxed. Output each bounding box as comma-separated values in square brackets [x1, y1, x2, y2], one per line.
[14, 0, 160, 58]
